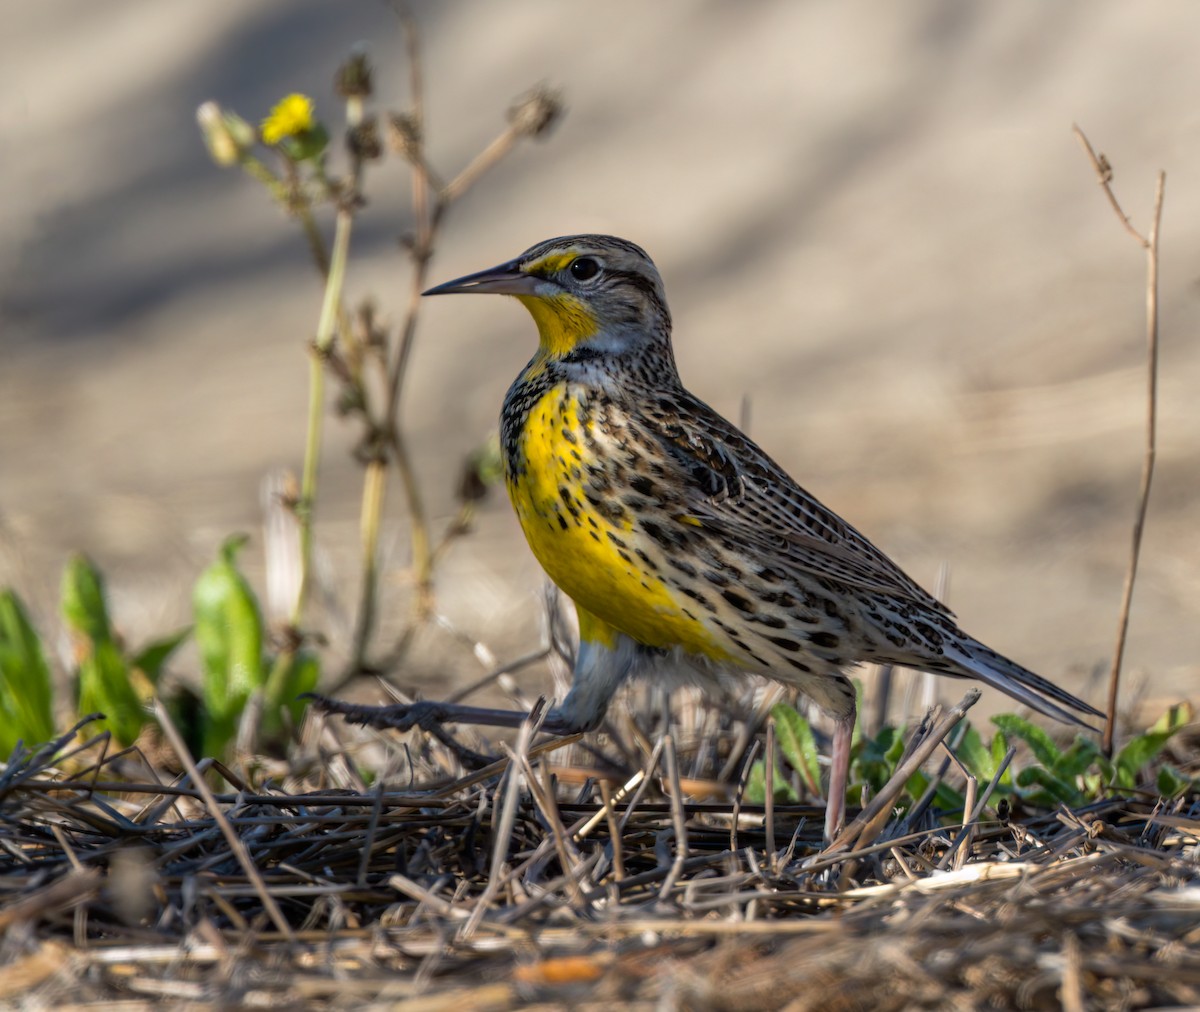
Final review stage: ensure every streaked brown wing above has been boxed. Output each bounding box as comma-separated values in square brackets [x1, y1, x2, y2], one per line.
[641, 391, 955, 617]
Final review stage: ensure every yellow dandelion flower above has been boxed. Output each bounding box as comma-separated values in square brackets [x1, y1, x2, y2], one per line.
[262, 93, 315, 145]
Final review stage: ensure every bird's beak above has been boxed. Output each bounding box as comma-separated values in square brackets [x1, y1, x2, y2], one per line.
[422, 259, 542, 297]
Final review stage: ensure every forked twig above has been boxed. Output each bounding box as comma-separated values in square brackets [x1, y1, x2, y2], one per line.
[1072, 125, 1166, 756]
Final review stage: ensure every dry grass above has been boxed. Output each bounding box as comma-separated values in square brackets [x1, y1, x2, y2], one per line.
[3, 694, 1199, 1010]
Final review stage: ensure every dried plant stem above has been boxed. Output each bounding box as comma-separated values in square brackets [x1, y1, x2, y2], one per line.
[293, 197, 355, 633]
[658, 728, 690, 899]
[350, 458, 387, 666]
[380, 13, 438, 628]
[151, 699, 295, 941]
[460, 704, 544, 940]
[1072, 126, 1165, 756]
[351, 50, 557, 667]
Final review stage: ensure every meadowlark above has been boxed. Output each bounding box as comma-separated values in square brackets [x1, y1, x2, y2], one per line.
[347, 234, 1100, 840]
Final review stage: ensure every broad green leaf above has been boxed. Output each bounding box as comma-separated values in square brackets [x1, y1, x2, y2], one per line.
[854, 725, 902, 794]
[769, 703, 821, 795]
[746, 758, 799, 804]
[193, 535, 264, 732]
[956, 723, 995, 782]
[991, 714, 1062, 768]
[61, 554, 113, 643]
[0, 590, 56, 752]
[60, 556, 148, 745]
[1016, 765, 1083, 807]
[1153, 702, 1193, 734]
[1157, 764, 1191, 798]
[77, 638, 145, 745]
[201, 709, 239, 762]
[1054, 734, 1106, 780]
[1114, 703, 1193, 788]
[906, 768, 967, 814]
[991, 727, 1009, 769]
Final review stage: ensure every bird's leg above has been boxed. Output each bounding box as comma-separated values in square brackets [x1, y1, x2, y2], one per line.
[824, 710, 855, 844]
[309, 624, 631, 758]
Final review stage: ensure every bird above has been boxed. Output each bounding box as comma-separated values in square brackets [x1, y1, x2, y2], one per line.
[332, 234, 1101, 843]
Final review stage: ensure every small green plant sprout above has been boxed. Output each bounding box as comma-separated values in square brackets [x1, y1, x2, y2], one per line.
[992, 703, 1194, 807]
[62, 554, 187, 747]
[188, 535, 318, 759]
[754, 699, 1194, 819]
[746, 702, 819, 805]
[0, 590, 56, 755]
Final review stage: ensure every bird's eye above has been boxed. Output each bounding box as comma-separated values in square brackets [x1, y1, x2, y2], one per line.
[569, 257, 600, 282]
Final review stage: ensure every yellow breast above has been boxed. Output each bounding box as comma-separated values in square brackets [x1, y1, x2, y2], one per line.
[506, 385, 731, 660]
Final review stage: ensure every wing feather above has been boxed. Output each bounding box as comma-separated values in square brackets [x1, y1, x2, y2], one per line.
[641, 391, 953, 616]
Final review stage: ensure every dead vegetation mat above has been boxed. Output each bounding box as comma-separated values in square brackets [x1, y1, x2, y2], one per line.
[3, 709, 1200, 1011]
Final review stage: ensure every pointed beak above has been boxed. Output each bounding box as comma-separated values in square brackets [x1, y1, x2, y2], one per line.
[422, 259, 543, 297]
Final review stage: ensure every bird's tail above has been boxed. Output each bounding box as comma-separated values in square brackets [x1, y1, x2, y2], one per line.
[942, 637, 1104, 730]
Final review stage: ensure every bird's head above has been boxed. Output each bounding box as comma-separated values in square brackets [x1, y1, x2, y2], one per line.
[423, 234, 672, 359]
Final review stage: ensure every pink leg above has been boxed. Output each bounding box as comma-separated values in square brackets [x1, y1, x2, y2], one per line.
[824, 711, 855, 844]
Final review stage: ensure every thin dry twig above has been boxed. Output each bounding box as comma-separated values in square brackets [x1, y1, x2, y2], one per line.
[151, 699, 295, 941]
[1072, 125, 1166, 756]
[2, 692, 1198, 1009]
[825, 689, 981, 855]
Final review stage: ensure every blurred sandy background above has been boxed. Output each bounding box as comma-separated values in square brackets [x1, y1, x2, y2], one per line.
[2, 1, 1197, 717]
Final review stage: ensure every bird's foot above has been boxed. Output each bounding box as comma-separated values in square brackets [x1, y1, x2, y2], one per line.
[305, 695, 510, 768]
[306, 694, 461, 733]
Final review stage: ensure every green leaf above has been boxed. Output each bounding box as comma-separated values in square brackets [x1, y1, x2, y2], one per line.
[77, 638, 145, 745]
[60, 556, 148, 745]
[130, 627, 191, 685]
[1156, 764, 1191, 798]
[956, 723, 995, 782]
[906, 768, 967, 815]
[746, 758, 799, 804]
[261, 650, 320, 739]
[192, 535, 265, 737]
[991, 713, 1062, 768]
[854, 724, 902, 794]
[61, 554, 113, 643]
[1114, 703, 1193, 788]
[1016, 765, 1084, 807]
[769, 703, 821, 795]
[1150, 701, 1193, 735]
[0, 590, 56, 753]
[1054, 734, 1105, 780]
[991, 726, 1009, 764]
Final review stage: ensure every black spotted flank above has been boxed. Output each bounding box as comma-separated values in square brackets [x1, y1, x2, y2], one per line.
[629, 475, 656, 497]
[640, 519, 677, 550]
[722, 589, 756, 613]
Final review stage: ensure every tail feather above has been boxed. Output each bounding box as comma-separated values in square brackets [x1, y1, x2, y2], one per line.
[944, 639, 1103, 730]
